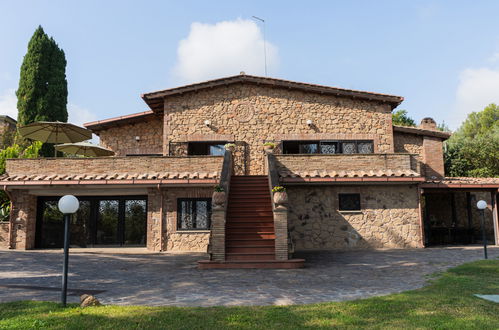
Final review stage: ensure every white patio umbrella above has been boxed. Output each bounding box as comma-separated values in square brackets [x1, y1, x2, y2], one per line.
[18, 121, 92, 144]
[18, 121, 93, 157]
[55, 141, 115, 157]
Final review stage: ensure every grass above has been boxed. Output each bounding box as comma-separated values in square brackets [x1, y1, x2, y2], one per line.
[1, 260, 498, 329]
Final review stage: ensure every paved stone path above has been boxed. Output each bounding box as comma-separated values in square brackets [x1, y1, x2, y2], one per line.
[0, 246, 497, 306]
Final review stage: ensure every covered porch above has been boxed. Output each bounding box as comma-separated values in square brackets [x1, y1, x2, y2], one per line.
[421, 178, 499, 247]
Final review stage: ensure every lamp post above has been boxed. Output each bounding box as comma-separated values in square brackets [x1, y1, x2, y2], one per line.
[477, 200, 488, 259]
[58, 195, 80, 306]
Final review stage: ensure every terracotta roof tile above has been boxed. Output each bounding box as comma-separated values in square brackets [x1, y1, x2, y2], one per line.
[425, 177, 499, 185]
[279, 169, 420, 178]
[0, 171, 219, 184]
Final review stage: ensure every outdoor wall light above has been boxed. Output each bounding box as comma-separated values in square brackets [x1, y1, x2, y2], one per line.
[135, 136, 140, 142]
[204, 120, 211, 127]
[476, 199, 488, 259]
[58, 194, 80, 307]
[306, 119, 313, 126]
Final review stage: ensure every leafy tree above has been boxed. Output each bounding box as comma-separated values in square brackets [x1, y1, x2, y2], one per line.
[0, 141, 42, 221]
[16, 26, 68, 156]
[392, 110, 416, 127]
[444, 104, 499, 177]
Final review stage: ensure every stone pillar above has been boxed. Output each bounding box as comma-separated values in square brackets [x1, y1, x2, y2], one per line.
[274, 206, 289, 260]
[147, 188, 164, 251]
[210, 205, 226, 262]
[10, 190, 37, 249]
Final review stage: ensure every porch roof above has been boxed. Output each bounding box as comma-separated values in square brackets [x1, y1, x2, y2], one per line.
[422, 177, 499, 189]
[0, 171, 219, 187]
[279, 169, 423, 183]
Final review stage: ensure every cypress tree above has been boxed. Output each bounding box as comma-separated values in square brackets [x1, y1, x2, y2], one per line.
[16, 26, 68, 156]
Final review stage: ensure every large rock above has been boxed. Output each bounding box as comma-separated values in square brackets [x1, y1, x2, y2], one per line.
[80, 294, 101, 307]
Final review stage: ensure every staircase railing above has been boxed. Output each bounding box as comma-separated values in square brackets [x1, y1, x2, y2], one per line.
[209, 150, 233, 262]
[266, 152, 289, 260]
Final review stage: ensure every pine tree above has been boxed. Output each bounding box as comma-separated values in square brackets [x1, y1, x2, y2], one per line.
[16, 26, 68, 125]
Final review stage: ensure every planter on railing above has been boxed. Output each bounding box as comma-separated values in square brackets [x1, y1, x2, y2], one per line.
[272, 186, 288, 206]
[212, 192, 225, 206]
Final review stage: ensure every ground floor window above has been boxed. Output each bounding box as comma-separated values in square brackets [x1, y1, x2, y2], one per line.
[339, 193, 361, 211]
[36, 196, 147, 248]
[282, 140, 374, 154]
[177, 198, 211, 230]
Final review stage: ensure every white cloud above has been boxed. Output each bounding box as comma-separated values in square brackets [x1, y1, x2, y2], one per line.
[454, 67, 499, 128]
[172, 19, 279, 84]
[0, 88, 18, 120]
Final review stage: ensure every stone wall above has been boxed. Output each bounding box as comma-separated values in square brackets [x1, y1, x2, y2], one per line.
[287, 185, 422, 250]
[394, 132, 424, 174]
[275, 153, 419, 174]
[163, 84, 395, 175]
[97, 116, 163, 156]
[164, 187, 212, 252]
[8, 190, 37, 249]
[6, 156, 223, 177]
[0, 222, 9, 248]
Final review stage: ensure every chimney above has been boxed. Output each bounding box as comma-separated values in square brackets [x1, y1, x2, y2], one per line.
[419, 117, 444, 178]
[419, 117, 437, 130]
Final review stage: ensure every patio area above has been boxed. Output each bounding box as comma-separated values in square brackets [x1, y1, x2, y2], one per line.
[0, 246, 497, 307]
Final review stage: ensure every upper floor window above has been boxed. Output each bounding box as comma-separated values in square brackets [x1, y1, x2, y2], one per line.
[188, 142, 227, 156]
[282, 140, 374, 154]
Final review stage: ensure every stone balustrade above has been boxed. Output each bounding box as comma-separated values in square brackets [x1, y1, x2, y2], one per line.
[274, 153, 421, 176]
[5, 156, 223, 177]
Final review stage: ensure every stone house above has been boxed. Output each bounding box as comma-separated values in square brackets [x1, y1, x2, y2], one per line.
[1, 74, 498, 268]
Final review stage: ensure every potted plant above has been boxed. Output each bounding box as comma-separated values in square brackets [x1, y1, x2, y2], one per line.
[224, 143, 236, 153]
[263, 142, 276, 152]
[272, 186, 288, 205]
[212, 185, 225, 206]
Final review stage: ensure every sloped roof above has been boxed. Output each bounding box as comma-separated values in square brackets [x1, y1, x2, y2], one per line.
[393, 125, 451, 139]
[84, 111, 157, 131]
[422, 177, 499, 189]
[142, 74, 404, 112]
[0, 171, 218, 186]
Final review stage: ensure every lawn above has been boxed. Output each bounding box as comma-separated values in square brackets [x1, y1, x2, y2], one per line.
[1, 260, 498, 329]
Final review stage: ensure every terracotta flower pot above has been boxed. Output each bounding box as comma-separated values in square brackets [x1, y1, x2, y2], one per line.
[225, 145, 236, 153]
[212, 191, 226, 206]
[273, 191, 288, 205]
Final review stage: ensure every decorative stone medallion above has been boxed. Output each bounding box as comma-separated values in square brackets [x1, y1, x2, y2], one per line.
[231, 102, 254, 122]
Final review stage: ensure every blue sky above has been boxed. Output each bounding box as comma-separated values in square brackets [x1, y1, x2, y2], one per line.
[1, 1, 499, 129]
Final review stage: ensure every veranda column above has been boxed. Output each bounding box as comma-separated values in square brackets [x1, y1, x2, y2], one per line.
[274, 205, 289, 260]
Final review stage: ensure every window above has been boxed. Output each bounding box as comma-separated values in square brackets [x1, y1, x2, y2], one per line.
[177, 198, 211, 230]
[282, 140, 373, 154]
[188, 142, 227, 156]
[338, 193, 361, 211]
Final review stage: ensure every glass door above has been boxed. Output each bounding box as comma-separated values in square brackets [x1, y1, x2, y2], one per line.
[96, 200, 120, 245]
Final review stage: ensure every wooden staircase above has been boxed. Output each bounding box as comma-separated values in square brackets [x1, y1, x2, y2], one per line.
[199, 175, 304, 269]
[226, 175, 276, 261]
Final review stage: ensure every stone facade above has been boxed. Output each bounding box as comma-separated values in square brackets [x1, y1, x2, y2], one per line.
[287, 185, 422, 250]
[0, 222, 9, 248]
[98, 116, 163, 156]
[163, 84, 395, 175]
[164, 187, 212, 252]
[394, 132, 424, 174]
[8, 190, 37, 249]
